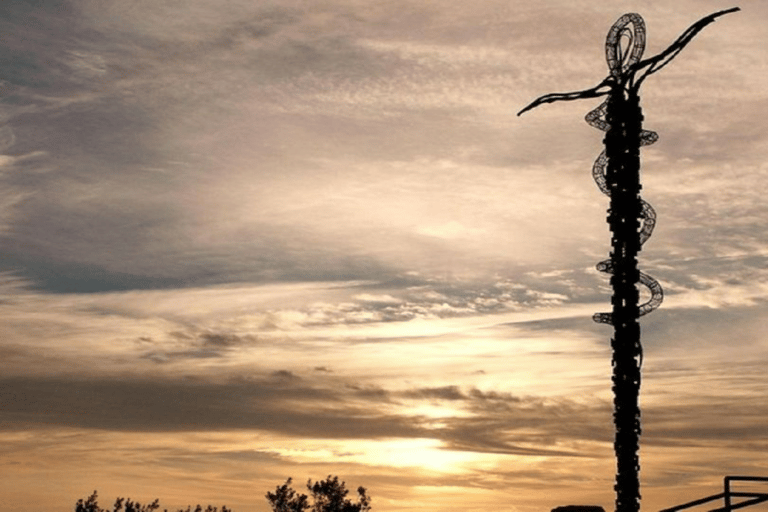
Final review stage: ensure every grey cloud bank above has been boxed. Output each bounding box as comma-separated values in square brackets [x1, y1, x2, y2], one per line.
[0, 1, 766, 511]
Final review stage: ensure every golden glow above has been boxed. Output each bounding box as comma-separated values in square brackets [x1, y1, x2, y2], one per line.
[1, 1, 764, 512]
[270, 438, 503, 474]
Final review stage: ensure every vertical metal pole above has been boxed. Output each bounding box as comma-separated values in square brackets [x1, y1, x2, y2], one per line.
[724, 477, 732, 512]
[606, 88, 643, 512]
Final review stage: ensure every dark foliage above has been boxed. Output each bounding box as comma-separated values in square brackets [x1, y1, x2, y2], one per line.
[74, 491, 231, 512]
[76, 476, 371, 512]
[266, 476, 371, 512]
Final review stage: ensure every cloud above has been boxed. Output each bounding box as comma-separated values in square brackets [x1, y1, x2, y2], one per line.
[0, 370, 615, 460]
[0, 3, 765, 511]
[0, 373, 421, 436]
[0, 0, 757, 295]
[0, 0, 597, 289]
[402, 385, 466, 401]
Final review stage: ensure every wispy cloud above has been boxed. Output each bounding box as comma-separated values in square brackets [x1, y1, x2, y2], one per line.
[0, 1, 766, 511]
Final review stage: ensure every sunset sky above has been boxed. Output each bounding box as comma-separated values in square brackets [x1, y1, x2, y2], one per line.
[1, 1, 766, 511]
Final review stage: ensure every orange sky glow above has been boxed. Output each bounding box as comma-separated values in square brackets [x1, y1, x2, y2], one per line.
[1, 1, 767, 512]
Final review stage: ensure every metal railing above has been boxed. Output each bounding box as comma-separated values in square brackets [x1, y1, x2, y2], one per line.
[660, 476, 768, 512]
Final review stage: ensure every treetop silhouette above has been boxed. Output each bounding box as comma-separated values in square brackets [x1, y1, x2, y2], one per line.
[266, 476, 371, 512]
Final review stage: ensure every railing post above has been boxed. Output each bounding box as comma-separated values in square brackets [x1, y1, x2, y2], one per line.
[724, 476, 732, 512]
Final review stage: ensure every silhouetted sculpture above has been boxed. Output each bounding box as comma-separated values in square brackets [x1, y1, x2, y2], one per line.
[519, 8, 739, 512]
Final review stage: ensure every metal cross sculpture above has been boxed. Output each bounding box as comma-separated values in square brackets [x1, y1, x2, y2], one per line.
[518, 8, 739, 512]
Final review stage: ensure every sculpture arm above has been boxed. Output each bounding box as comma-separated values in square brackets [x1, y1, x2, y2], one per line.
[632, 7, 740, 89]
[517, 79, 612, 116]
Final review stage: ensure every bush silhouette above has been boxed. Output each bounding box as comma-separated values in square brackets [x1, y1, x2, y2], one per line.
[266, 476, 371, 512]
[74, 490, 231, 512]
[75, 476, 370, 512]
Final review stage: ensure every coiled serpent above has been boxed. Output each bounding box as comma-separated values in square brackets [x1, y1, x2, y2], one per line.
[517, 10, 739, 512]
[518, 9, 738, 327]
[588, 14, 663, 325]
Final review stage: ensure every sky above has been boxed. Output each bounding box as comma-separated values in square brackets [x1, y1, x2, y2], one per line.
[0, 1, 766, 511]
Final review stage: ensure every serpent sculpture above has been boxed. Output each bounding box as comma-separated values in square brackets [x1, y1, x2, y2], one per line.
[587, 14, 663, 326]
[518, 8, 739, 512]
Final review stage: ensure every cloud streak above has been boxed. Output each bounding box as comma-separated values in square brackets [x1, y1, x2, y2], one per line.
[0, 1, 766, 512]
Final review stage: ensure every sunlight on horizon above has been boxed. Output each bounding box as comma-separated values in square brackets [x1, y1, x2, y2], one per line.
[0, 1, 763, 511]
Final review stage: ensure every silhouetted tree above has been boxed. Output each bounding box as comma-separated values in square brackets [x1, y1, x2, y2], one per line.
[265, 479, 310, 512]
[266, 476, 371, 512]
[74, 491, 230, 512]
[75, 492, 102, 512]
[76, 477, 369, 512]
[75, 492, 160, 512]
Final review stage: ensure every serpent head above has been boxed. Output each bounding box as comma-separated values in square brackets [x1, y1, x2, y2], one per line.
[605, 14, 646, 85]
[517, 8, 738, 116]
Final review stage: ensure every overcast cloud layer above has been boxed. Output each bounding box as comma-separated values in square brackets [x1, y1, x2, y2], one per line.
[1, 2, 766, 512]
